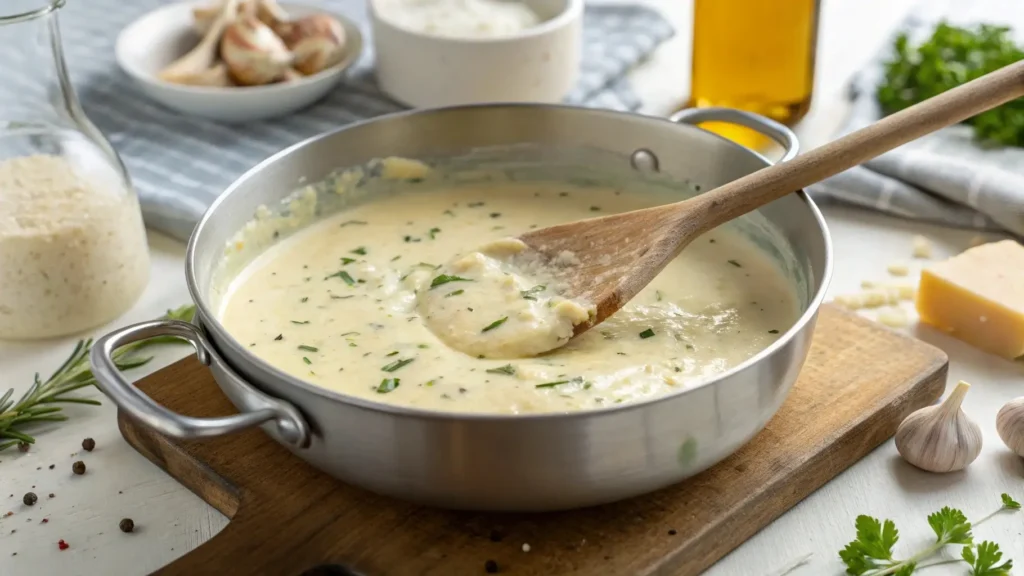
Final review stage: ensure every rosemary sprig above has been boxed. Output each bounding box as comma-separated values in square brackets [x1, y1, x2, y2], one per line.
[0, 304, 196, 452]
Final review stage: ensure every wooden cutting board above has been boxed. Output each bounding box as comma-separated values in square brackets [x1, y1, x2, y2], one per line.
[119, 304, 947, 576]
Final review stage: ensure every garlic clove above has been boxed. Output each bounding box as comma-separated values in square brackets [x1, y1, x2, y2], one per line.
[996, 396, 1024, 457]
[281, 67, 304, 83]
[162, 0, 240, 84]
[277, 14, 347, 76]
[220, 14, 294, 86]
[256, 0, 292, 33]
[895, 380, 983, 473]
[171, 62, 234, 87]
[191, 1, 225, 35]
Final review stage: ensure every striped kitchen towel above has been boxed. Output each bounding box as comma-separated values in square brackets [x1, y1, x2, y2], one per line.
[808, 0, 1024, 236]
[40, 0, 673, 242]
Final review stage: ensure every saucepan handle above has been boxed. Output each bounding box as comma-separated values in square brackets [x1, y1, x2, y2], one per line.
[670, 107, 800, 163]
[90, 319, 310, 448]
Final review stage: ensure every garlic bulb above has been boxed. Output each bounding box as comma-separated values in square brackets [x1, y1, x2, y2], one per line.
[895, 380, 982, 473]
[996, 397, 1024, 457]
[220, 14, 293, 86]
[276, 14, 347, 75]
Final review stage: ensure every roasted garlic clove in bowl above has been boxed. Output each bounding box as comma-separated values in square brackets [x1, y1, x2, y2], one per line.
[115, 0, 363, 122]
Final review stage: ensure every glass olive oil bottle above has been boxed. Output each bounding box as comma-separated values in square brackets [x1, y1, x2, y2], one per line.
[687, 0, 820, 148]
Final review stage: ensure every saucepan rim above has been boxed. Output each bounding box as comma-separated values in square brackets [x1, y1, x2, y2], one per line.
[185, 102, 834, 422]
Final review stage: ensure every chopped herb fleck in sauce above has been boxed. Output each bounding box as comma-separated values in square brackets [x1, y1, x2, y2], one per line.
[339, 220, 367, 227]
[291, 320, 310, 325]
[340, 331, 359, 337]
[489, 212, 501, 218]
[351, 246, 367, 255]
[298, 344, 318, 352]
[768, 329, 779, 334]
[390, 255, 401, 262]
[430, 274, 473, 289]
[300, 297, 309, 303]
[377, 378, 400, 393]
[520, 285, 546, 300]
[382, 358, 415, 372]
[340, 257, 356, 265]
[468, 201, 485, 207]
[445, 289, 464, 297]
[639, 328, 656, 339]
[274, 334, 283, 341]
[590, 206, 601, 211]
[728, 259, 742, 268]
[481, 317, 508, 332]
[535, 380, 569, 388]
[485, 364, 516, 375]
[325, 270, 356, 285]
[428, 227, 441, 239]
[302, 356, 312, 365]
[386, 350, 399, 357]
[330, 294, 354, 300]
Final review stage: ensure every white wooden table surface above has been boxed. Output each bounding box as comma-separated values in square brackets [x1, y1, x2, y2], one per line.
[2, 1, 1023, 575]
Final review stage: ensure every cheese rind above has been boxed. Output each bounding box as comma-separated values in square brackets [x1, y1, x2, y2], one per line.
[915, 240, 1024, 359]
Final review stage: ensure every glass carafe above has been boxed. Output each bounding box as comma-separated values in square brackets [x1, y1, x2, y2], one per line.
[0, 0, 150, 340]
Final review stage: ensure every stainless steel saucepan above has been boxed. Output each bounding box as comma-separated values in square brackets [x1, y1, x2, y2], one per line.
[91, 105, 832, 512]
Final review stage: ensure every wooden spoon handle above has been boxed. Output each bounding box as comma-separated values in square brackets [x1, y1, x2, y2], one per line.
[685, 59, 1024, 234]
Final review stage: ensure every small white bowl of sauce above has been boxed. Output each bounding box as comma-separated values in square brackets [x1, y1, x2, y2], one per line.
[369, 0, 583, 108]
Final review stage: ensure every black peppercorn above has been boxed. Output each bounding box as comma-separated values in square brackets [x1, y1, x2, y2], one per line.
[22, 493, 37, 506]
[17, 442, 29, 453]
[72, 461, 86, 475]
[668, 529, 677, 536]
[119, 518, 134, 533]
[82, 438, 95, 452]
[484, 560, 498, 573]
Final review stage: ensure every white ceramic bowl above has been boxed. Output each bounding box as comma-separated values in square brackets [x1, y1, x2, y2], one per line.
[369, 0, 582, 108]
[116, 1, 363, 122]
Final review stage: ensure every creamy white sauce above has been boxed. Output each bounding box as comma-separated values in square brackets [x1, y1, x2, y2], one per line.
[418, 237, 593, 358]
[219, 181, 800, 415]
[373, 0, 542, 39]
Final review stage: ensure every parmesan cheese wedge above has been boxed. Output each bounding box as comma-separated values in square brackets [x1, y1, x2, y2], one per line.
[915, 240, 1024, 359]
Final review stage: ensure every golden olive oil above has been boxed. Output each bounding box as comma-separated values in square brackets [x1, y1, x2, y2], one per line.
[686, 0, 820, 150]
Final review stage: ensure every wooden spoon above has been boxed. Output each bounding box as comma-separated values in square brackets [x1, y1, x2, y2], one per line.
[519, 60, 1024, 338]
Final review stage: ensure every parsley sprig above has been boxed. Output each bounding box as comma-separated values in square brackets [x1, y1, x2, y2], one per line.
[878, 23, 1024, 147]
[839, 494, 1020, 575]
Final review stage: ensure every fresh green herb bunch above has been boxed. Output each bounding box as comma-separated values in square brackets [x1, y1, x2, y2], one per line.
[839, 493, 1020, 575]
[0, 304, 195, 452]
[877, 22, 1024, 146]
